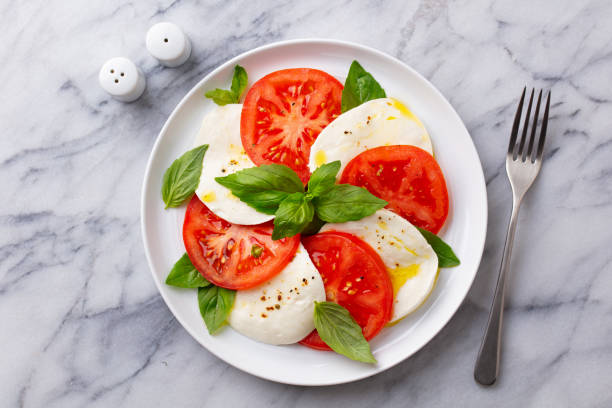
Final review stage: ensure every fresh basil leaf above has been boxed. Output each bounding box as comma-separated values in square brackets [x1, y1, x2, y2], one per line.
[216, 164, 303, 194]
[341, 60, 386, 112]
[301, 213, 326, 235]
[313, 301, 376, 363]
[314, 184, 387, 223]
[230, 65, 248, 101]
[205, 65, 248, 105]
[204, 89, 237, 105]
[215, 164, 304, 214]
[237, 190, 293, 215]
[417, 227, 460, 268]
[272, 193, 314, 240]
[307, 161, 341, 197]
[165, 253, 211, 288]
[162, 145, 209, 208]
[197, 285, 236, 335]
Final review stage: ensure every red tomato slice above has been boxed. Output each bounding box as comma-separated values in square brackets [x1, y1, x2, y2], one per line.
[340, 145, 449, 234]
[240, 68, 343, 183]
[183, 196, 300, 290]
[300, 231, 393, 350]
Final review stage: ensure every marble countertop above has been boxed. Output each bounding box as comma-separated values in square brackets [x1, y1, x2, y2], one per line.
[2, 0, 611, 406]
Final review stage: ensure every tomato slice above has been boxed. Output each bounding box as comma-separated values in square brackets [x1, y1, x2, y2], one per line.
[240, 68, 343, 183]
[183, 196, 300, 290]
[339, 145, 449, 234]
[300, 231, 393, 350]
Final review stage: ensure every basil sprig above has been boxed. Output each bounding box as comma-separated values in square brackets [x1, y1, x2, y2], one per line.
[198, 285, 236, 334]
[313, 301, 376, 363]
[215, 164, 303, 214]
[216, 161, 387, 240]
[205, 65, 248, 105]
[306, 163, 387, 225]
[306, 160, 340, 196]
[341, 60, 386, 113]
[161, 144, 209, 208]
[165, 253, 211, 288]
[417, 227, 460, 268]
[272, 192, 315, 240]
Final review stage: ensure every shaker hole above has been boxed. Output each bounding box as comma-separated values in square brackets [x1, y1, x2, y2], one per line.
[120, 72, 124, 76]
[110, 69, 115, 73]
[164, 38, 168, 43]
[115, 79, 119, 83]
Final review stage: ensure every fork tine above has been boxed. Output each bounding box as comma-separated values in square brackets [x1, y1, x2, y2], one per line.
[526, 90, 543, 162]
[508, 87, 526, 156]
[516, 89, 534, 159]
[536, 91, 551, 160]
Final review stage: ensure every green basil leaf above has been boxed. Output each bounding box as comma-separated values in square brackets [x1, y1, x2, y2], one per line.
[197, 285, 236, 335]
[341, 60, 386, 113]
[314, 184, 387, 223]
[204, 89, 237, 105]
[205, 65, 248, 105]
[230, 65, 248, 101]
[417, 227, 460, 268]
[215, 164, 304, 214]
[216, 164, 303, 194]
[237, 190, 293, 215]
[313, 301, 376, 363]
[162, 144, 209, 208]
[165, 253, 211, 288]
[272, 193, 314, 240]
[307, 161, 341, 197]
[301, 213, 326, 236]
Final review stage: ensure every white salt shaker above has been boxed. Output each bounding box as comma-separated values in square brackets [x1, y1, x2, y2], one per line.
[146, 22, 191, 67]
[98, 57, 146, 102]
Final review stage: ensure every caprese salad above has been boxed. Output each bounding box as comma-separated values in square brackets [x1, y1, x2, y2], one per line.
[161, 61, 459, 363]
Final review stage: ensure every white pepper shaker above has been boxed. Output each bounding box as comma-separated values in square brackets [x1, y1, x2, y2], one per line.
[98, 57, 146, 102]
[146, 22, 191, 67]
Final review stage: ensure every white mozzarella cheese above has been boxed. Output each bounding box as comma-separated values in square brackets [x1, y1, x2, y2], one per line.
[228, 245, 325, 344]
[193, 104, 274, 225]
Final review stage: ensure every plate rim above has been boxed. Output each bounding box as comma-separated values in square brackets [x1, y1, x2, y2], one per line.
[141, 38, 487, 386]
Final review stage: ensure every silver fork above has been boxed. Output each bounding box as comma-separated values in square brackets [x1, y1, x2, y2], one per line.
[474, 88, 551, 386]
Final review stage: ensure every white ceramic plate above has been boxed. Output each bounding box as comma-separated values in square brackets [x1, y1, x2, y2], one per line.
[141, 39, 487, 386]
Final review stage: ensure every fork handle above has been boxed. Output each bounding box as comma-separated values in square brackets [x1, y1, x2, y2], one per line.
[474, 199, 522, 385]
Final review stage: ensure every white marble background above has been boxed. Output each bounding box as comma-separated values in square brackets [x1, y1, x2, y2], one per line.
[1, 0, 611, 406]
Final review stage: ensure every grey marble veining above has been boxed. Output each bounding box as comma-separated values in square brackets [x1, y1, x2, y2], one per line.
[2, 0, 612, 406]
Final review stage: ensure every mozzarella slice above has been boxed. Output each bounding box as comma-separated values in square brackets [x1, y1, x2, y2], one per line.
[193, 104, 274, 225]
[308, 97, 433, 175]
[320, 209, 438, 322]
[227, 245, 325, 345]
